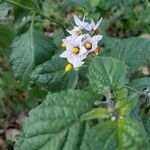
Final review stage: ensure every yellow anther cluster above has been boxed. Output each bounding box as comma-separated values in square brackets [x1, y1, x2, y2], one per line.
[94, 47, 103, 55]
[72, 47, 80, 54]
[65, 64, 72, 72]
[95, 28, 100, 35]
[85, 42, 92, 50]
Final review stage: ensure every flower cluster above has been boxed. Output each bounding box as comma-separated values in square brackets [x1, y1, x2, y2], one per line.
[60, 15, 103, 72]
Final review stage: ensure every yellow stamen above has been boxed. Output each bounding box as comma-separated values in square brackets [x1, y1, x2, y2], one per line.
[65, 63, 72, 72]
[61, 42, 66, 48]
[85, 42, 92, 50]
[72, 47, 80, 54]
[94, 47, 103, 55]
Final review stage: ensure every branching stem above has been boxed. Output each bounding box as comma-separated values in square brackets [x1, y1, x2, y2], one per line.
[4, 0, 66, 29]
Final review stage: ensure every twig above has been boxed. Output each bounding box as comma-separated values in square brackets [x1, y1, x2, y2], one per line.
[4, 0, 66, 29]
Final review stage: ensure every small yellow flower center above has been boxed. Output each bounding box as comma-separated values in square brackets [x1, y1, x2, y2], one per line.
[85, 42, 92, 50]
[72, 47, 80, 54]
[65, 63, 72, 72]
[61, 42, 66, 48]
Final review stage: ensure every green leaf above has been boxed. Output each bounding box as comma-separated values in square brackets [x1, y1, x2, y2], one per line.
[89, 56, 127, 94]
[15, 89, 97, 150]
[130, 77, 150, 90]
[105, 37, 150, 73]
[10, 28, 55, 81]
[32, 0, 41, 7]
[0, 25, 15, 48]
[81, 119, 150, 150]
[31, 56, 78, 92]
[81, 107, 109, 121]
[53, 28, 65, 50]
[142, 114, 150, 139]
[13, 0, 36, 20]
[116, 93, 138, 117]
[64, 0, 91, 8]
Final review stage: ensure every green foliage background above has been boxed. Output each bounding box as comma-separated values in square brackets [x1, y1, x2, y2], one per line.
[0, 0, 150, 149]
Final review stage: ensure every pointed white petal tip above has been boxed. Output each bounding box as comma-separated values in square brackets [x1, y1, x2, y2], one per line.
[73, 15, 82, 26]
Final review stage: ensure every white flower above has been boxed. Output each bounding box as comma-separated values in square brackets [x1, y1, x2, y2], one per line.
[66, 27, 81, 36]
[60, 15, 104, 71]
[60, 35, 88, 68]
[67, 15, 88, 36]
[86, 18, 103, 31]
[82, 34, 103, 54]
[74, 15, 87, 29]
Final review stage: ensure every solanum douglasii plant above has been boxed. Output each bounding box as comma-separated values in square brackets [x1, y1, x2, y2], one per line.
[0, 0, 150, 150]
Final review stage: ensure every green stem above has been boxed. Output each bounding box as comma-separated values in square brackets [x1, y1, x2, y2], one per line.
[5, 0, 33, 11]
[37, 11, 65, 28]
[4, 0, 66, 28]
[31, 12, 36, 30]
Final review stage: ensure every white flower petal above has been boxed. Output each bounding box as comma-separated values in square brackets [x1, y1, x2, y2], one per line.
[95, 17, 103, 29]
[83, 15, 85, 22]
[60, 50, 71, 58]
[92, 35, 103, 42]
[79, 46, 88, 55]
[74, 15, 82, 27]
[88, 21, 95, 31]
[97, 17, 103, 26]
[73, 57, 85, 68]
[66, 29, 74, 35]
[84, 22, 90, 30]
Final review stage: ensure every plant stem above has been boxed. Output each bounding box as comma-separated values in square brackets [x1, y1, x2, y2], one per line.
[31, 12, 36, 31]
[4, 0, 66, 28]
[5, 0, 33, 11]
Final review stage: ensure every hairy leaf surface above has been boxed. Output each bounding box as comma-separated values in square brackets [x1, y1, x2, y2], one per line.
[89, 56, 127, 94]
[81, 119, 150, 150]
[31, 56, 78, 91]
[0, 25, 15, 48]
[105, 37, 150, 72]
[11, 29, 55, 80]
[15, 90, 97, 150]
[130, 77, 150, 90]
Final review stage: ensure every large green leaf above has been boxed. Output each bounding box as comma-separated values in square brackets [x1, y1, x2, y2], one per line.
[130, 77, 150, 90]
[13, 0, 37, 20]
[15, 89, 97, 150]
[10, 28, 55, 80]
[53, 28, 65, 50]
[81, 119, 150, 150]
[104, 37, 150, 73]
[0, 25, 15, 48]
[63, 0, 91, 8]
[142, 114, 150, 139]
[89, 56, 127, 94]
[31, 56, 78, 92]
